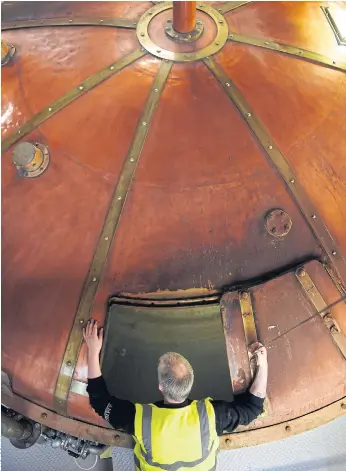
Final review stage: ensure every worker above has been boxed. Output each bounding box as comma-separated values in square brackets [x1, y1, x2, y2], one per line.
[84, 319, 268, 470]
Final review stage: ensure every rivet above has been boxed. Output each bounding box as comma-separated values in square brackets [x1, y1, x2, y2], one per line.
[299, 50, 303, 54]
[219, 20, 223, 24]
[199, 4, 203, 7]
[285, 425, 291, 432]
[48, 107, 53, 112]
[41, 413, 47, 420]
[332, 250, 337, 256]
[140, 32, 145, 37]
[35, 422, 41, 429]
[18, 130, 21, 134]
[25, 443, 30, 448]
[197, 21, 202, 25]
[218, 8, 222, 12]
[100, 19, 104, 23]
[312, 214, 316, 219]
[241, 291, 248, 299]
[79, 85, 84, 90]
[118, 196, 122, 200]
[110, 66, 114, 70]
[225, 82, 230, 87]
[105, 236, 109, 240]
[341, 403, 346, 410]
[247, 112, 251, 117]
[133, 22, 137, 26]
[333, 61, 336, 65]
[142, 122, 147, 126]
[229, 34, 233, 38]
[114, 435, 121, 443]
[40, 20, 44, 24]
[130, 158, 135, 162]
[268, 145, 273, 149]
[148, 12, 153, 15]
[215, 42, 220, 46]
[185, 54, 190, 59]
[154, 88, 158, 92]
[271, 227, 277, 233]
[290, 178, 295, 184]
[298, 268, 306, 277]
[92, 276, 97, 281]
[330, 325, 338, 334]
[157, 49, 161, 53]
[69, 19, 73, 23]
[80, 319, 84, 324]
[264, 41, 269, 45]
[66, 361, 72, 367]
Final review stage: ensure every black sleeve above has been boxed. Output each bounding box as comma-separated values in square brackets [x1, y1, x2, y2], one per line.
[87, 376, 135, 435]
[211, 393, 264, 436]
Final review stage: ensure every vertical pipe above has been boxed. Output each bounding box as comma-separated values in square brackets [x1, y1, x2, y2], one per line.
[173, 1, 196, 33]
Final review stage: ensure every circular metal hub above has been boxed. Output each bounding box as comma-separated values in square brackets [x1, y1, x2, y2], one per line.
[265, 209, 292, 237]
[164, 19, 204, 43]
[137, 2, 228, 62]
[12, 142, 50, 178]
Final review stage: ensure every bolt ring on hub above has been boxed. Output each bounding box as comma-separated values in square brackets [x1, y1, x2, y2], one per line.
[164, 19, 204, 43]
[136, 2, 229, 62]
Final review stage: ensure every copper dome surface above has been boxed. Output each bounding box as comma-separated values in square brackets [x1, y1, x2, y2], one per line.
[1, 1, 346, 449]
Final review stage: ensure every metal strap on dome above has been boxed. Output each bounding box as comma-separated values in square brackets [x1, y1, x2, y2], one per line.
[228, 33, 346, 72]
[216, 2, 250, 15]
[53, 59, 173, 416]
[1, 48, 145, 154]
[296, 267, 346, 358]
[1, 17, 138, 31]
[203, 56, 346, 291]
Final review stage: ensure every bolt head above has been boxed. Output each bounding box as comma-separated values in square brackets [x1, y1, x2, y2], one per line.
[297, 268, 306, 277]
[285, 425, 291, 432]
[41, 413, 47, 420]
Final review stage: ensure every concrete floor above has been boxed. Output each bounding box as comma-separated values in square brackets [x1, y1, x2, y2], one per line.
[2, 415, 346, 471]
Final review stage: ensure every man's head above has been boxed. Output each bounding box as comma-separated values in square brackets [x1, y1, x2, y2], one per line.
[158, 352, 194, 403]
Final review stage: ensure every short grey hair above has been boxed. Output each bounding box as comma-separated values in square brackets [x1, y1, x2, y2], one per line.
[158, 352, 194, 402]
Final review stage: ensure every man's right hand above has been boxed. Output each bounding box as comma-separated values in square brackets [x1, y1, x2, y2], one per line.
[250, 342, 268, 368]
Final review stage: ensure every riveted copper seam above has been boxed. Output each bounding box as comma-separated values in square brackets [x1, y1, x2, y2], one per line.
[295, 267, 346, 358]
[238, 291, 258, 348]
[1, 17, 138, 31]
[203, 57, 346, 289]
[217, 1, 250, 15]
[1, 48, 145, 154]
[53, 59, 173, 415]
[228, 32, 346, 72]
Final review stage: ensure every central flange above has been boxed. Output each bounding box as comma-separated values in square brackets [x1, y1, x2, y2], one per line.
[164, 19, 204, 43]
[136, 2, 229, 62]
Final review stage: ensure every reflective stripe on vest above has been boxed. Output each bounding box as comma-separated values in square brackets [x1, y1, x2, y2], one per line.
[134, 454, 217, 471]
[138, 400, 216, 471]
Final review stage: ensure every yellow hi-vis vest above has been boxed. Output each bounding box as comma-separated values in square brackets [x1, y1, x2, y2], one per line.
[134, 398, 219, 471]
